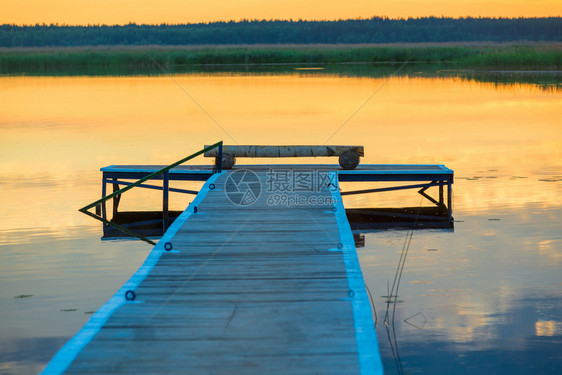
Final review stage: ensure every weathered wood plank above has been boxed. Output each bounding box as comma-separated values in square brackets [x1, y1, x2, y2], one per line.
[42, 169, 382, 375]
[203, 145, 365, 157]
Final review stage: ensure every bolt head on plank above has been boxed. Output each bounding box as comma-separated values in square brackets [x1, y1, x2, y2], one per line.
[339, 151, 360, 170]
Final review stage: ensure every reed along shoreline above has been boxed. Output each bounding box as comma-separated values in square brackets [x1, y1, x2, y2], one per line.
[1, 43, 560, 73]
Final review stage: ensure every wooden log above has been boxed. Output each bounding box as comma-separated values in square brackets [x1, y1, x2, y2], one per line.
[204, 145, 364, 158]
[215, 153, 236, 169]
[339, 151, 360, 170]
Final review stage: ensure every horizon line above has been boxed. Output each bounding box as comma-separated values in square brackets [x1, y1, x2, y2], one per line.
[3, 15, 561, 28]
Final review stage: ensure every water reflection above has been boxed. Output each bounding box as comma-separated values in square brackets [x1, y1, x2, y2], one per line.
[0, 229, 152, 374]
[0, 71, 560, 374]
[536, 320, 562, 336]
[101, 204, 453, 242]
[355, 201, 562, 373]
[0, 337, 67, 375]
[101, 211, 183, 240]
[441, 70, 562, 93]
[5, 62, 561, 93]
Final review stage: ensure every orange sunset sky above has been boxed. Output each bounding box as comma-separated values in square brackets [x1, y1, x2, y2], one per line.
[1, 0, 560, 25]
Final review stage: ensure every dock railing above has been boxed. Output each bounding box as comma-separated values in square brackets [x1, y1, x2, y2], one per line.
[79, 141, 223, 245]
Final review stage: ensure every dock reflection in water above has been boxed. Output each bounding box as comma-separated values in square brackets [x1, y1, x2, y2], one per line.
[0, 71, 560, 374]
[102, 205, 454, 241]
[101, 211, 183, 240]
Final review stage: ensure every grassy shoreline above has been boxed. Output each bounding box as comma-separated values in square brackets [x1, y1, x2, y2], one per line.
[1, 43, 561, 74]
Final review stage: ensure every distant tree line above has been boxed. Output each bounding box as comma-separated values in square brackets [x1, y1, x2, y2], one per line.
[1, 17, 560, 47]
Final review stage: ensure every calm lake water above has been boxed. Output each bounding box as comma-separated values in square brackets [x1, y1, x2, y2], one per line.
[0, 69, 561, 374]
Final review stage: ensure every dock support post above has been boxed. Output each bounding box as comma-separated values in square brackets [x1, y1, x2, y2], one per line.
[163, 171, 170, 230]
[447, 179, 453, 221]
[217, 143, 223, 173]
[439, 181, 444, 207]
[112, 181, 121, 218]
[100, 174, 107, 221]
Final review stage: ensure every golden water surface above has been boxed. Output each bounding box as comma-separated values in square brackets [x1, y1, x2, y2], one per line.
[1, 74, 560, 228]
[0, 73, 561, 374]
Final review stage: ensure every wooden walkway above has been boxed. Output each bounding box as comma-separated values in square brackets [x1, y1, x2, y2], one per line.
[42, 169, 383, 374]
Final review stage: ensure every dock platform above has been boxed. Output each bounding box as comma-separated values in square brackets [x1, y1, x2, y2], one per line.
[43, 169, 387, 374]
[99, 164, 454, 223]
[43, 163, 454, 374]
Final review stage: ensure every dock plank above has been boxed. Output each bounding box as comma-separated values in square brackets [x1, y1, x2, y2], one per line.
[42, 169, 382, 375]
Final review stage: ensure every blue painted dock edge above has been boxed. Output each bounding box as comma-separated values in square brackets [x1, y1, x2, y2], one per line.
[42, 170, 383, 374]
[331, 171, 384, 374]
[40, 173, 223, 375]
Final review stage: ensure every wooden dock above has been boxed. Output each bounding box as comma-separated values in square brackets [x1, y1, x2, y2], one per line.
[42, 168, 386, 374]
[99, 163, 454, 226]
